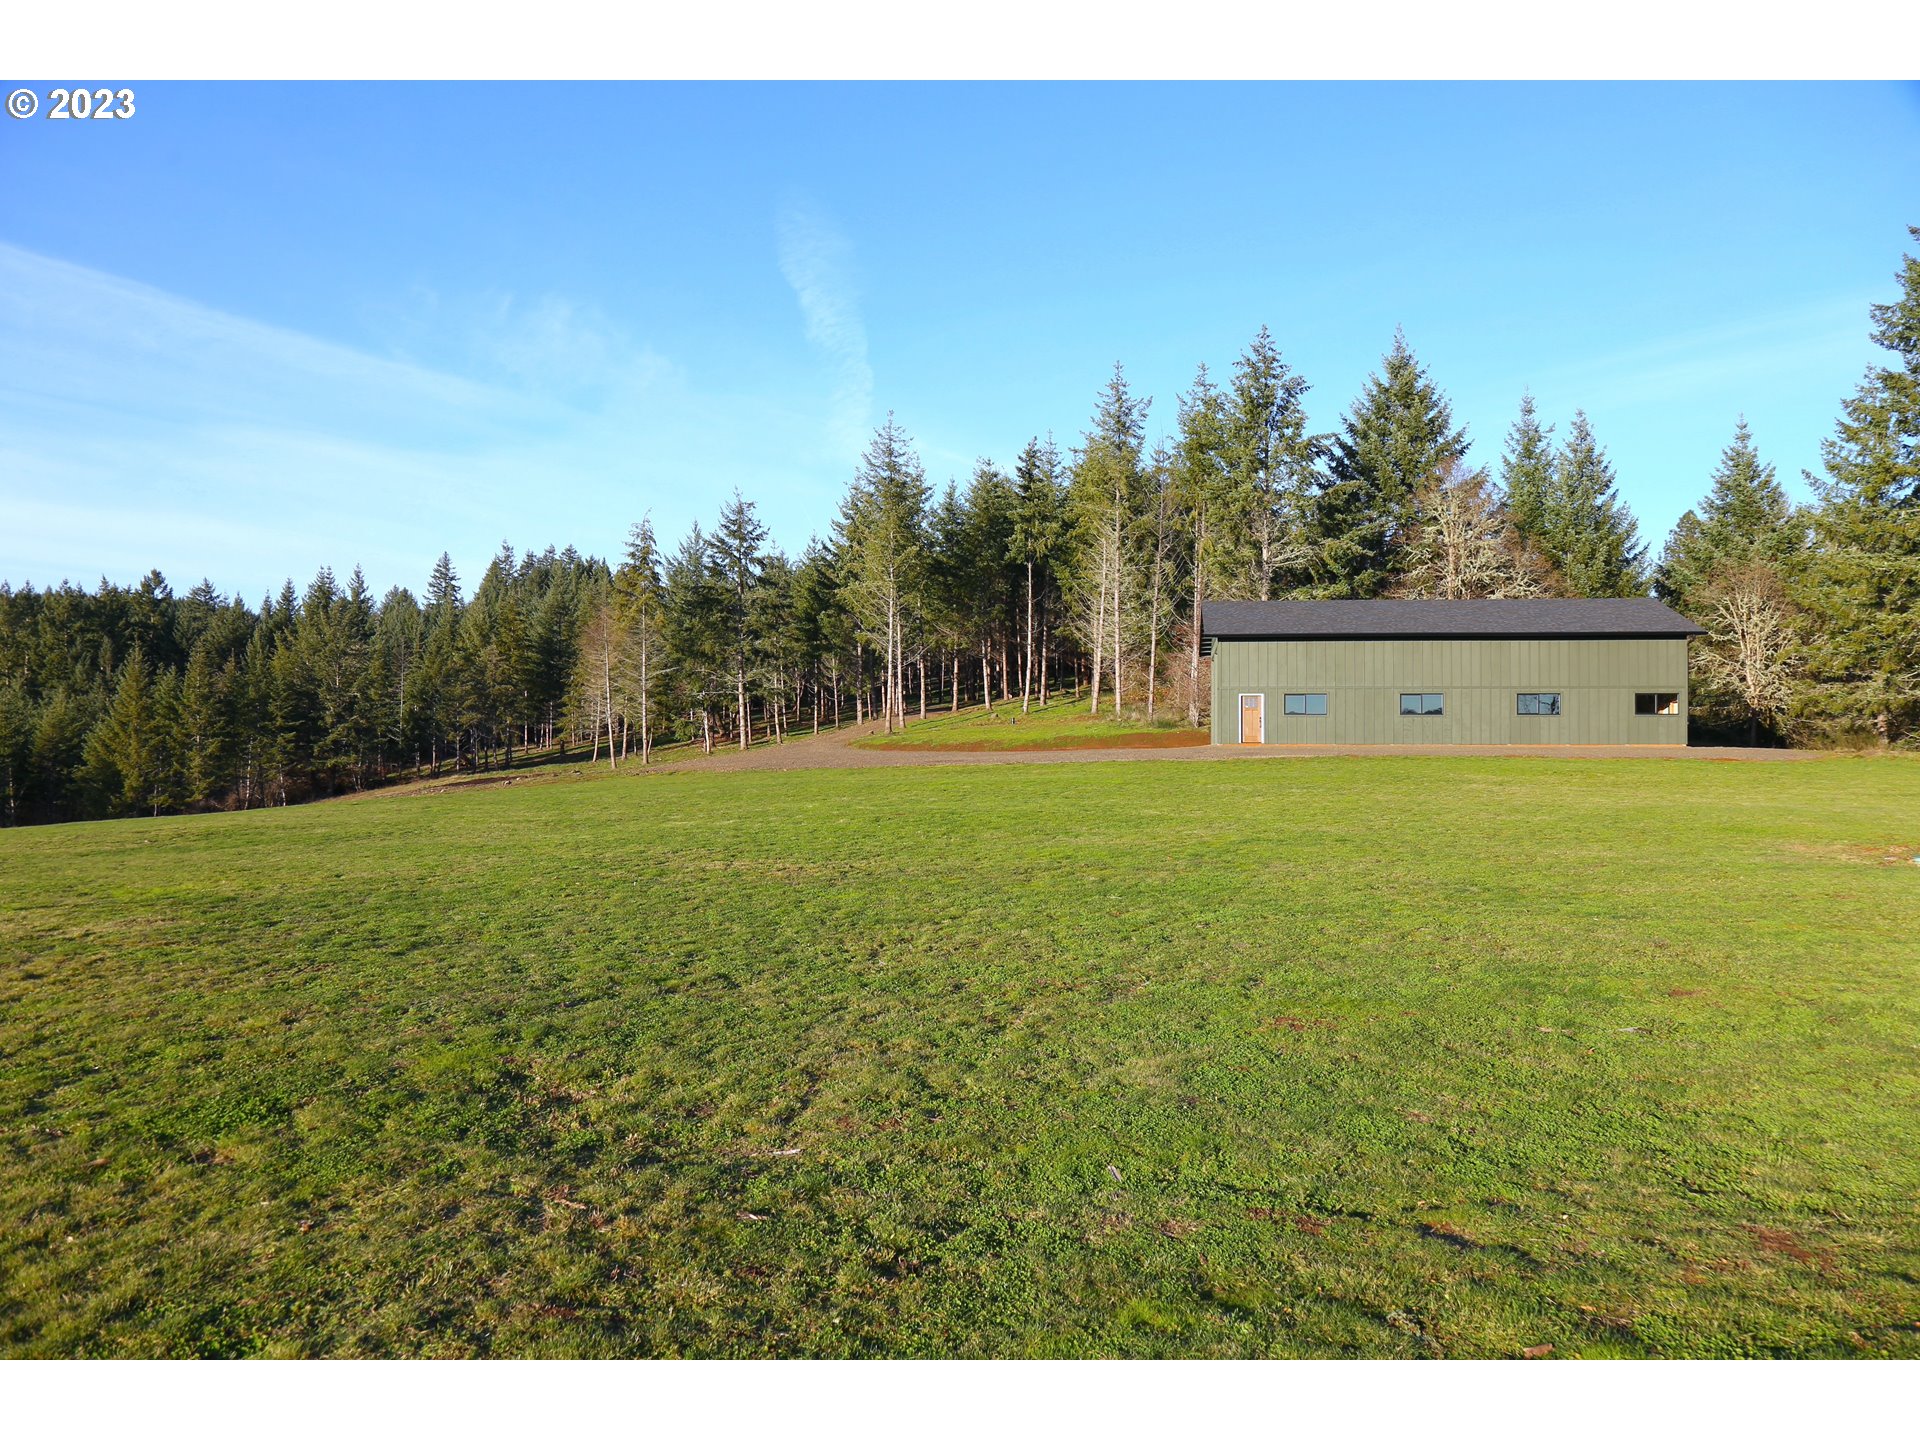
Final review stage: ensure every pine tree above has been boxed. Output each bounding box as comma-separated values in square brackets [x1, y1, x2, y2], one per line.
[372, 587, 426, 768]
[1067, 365, 1150, 713]
[175, 637, 237, 807]
[1223, 327, 1320, 599]
[789, 539, 847, 733]
[1009, 436, 1064, 712]
[711, 491, 769, 748]
[1500, 391, 1556, 552]
[836, 415, 931, 733]
[663, 522, 726, 751]
[613, 517, 667, 762]
[1797, 225, 1920, 743]
[83, 647, 170, 816]
[961, 460, 1018, 710]
[1656, 418, 1799, 609]
[1316, 330, 1468, 595]
[0, 681, 32, 826]
[1542, 410, 1646, 598]
[1169, 368, 1235, 727]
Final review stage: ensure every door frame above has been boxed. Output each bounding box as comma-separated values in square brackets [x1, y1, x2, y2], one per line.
[1237, 692, 1265, 744]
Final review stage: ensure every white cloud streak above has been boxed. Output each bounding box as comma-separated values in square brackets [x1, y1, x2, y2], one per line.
[0, 243, 819, 596]
[776, 198, 874, 461]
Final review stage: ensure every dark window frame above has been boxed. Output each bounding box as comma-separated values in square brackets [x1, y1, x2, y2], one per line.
[1634, 691, 1680, 717]
[1516, 692, 1562, 717]
[1399, 692, 1445, 716]
[1283, 692, 1328, 716]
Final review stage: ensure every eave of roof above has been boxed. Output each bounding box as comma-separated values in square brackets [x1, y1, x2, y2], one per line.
[1200, 598, 1706, 640]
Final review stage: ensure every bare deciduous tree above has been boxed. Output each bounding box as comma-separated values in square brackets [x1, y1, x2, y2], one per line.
[1394, 460, 1556, 600]
[1696, 563, 1802, 745]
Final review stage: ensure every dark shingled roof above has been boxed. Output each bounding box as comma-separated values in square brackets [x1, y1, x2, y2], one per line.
[1202, 598, 1705, 640]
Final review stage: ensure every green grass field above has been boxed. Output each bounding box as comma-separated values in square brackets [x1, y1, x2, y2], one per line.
[4, 754, 1919, 1358]
[855, 695, 1198, 750]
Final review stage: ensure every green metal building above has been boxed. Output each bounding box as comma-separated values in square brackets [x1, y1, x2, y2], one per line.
[1203, 599, 1705, 747]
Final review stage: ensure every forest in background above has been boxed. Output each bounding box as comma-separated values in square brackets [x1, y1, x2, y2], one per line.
[2, 228, 1916, 826]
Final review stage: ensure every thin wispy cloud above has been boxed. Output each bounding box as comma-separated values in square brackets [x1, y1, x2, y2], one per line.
[777, 198, 874, 461]
[0, 243, 816, 595]
[1519, 296, 1879, 415]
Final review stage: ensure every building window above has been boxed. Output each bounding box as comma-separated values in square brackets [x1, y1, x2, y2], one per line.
[1399, 693, 1444, 716]
[1635, 692, 1680, 716]
[1517, 692, 1561, 716]
[1284, 693, 1328, 716]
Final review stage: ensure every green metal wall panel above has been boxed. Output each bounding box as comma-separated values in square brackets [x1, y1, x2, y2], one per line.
[1209, 637, 1690, 745]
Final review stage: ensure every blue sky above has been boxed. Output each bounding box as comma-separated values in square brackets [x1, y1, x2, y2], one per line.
[2, 82, 1917, 601]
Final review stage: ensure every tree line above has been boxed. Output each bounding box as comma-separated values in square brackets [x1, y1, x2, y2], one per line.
[3, 227, 1916, 825]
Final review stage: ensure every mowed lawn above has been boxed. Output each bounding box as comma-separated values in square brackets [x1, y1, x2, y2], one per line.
[3, 757, 1919, 1358]
[855, 695, 1199, 750]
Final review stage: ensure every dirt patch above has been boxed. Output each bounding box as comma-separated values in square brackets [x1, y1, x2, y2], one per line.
[1741, 1224, 1834, 1270]
[864, 729, 1209, 754]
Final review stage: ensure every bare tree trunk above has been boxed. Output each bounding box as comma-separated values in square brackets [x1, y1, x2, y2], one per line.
[1088, 560, 1107, 715]
[1021, 561, 1034, 713]
[1188, 517, 1205, 728]
[1040, 611, 1050, 706]
[1112, 515, 1124, 715]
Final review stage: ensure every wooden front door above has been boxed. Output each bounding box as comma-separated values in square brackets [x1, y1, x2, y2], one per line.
[1238, 693, 1263, 744]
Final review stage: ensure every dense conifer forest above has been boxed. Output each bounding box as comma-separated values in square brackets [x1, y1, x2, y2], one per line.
[3, 229, 1916, 826]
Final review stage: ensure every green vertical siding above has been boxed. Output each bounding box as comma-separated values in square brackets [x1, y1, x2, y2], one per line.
[1209, 637, 1690, 745]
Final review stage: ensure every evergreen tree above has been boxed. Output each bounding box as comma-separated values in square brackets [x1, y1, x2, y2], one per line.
[710, 491, 769, 748]
[1500, 391, 1556, 553]
[613, 517, 668, 761]
[663, 522, 726, 751]
[1223, 326, 1320, 599]
[1797, 225, 1920, 743]
[1066, 365, 1151, 712]
[83, 647, 170, 816]
[1009, 435, 1065, 712]
[789, 538, 848, 732]
[836, 415, 931, 732]
[1316, 330, 1468, 595]
[1541, 410, 1646, 598]
[1172, 365, 1231, 726]
[961, 460, 1018, 709]
[1656, 418, 1799, 609]
[0, 681, 31, 826]
[175, 637, 238, 807]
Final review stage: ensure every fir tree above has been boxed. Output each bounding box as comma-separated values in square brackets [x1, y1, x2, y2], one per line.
[1797, 225, 1920, 743]
[83, 647, 170, 816]
[1316, 330, 1468, 595]
[1542, 410, 1646, 598]
[835, 415, 931, 732]
[1223, 327, 1320, 599]
[1172, 366, 1231, 725]
[1656, 418, 1799, 608]
[710, 491, 769, 748]
[1009, 435, 1064, 711]
[1067, 365, 1151, 712]
[175, 637, 237, 807]
[1500, 391, 1556, 552]
[613, 518, 668, 761]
